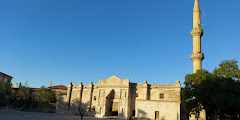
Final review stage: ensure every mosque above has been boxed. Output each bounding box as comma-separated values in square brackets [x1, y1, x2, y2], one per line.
[54, 0, 205, 119]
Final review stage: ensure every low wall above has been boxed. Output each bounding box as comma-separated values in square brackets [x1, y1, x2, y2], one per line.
[136, 100, 180, 120]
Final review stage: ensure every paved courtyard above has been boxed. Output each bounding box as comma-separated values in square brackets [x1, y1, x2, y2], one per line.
[0, 109, 116, 120]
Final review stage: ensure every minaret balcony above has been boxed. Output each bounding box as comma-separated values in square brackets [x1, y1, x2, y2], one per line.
[191, 52, 204, 61]
[191, 28, 203, 37]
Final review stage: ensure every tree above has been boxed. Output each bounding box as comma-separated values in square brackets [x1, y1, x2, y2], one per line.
[183, 59, 240, 119]
[213, 59, 240, 81]
[198, 76, 240, 119]
[34, 86, 56, 105]
[14, 85, 31, 108]
[182, 70, 213, 116]
[0, 77, 14, 107]
[0, 87, 8, 107]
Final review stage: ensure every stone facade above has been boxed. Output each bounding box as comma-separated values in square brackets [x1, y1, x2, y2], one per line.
[56, 75, 181, 119]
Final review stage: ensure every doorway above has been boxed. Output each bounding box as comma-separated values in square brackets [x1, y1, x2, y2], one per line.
[106, 90, 119, 116]
[110, 102, 118, 116]
[155, 111, 159, 119]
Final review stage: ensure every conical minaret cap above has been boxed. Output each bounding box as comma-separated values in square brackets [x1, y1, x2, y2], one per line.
[194, 0, 200, 12]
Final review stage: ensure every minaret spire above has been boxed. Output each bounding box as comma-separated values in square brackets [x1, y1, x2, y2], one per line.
[191, 0, 204, 73]
[193, 0, 201, 29]
[194, 0, 200, 12]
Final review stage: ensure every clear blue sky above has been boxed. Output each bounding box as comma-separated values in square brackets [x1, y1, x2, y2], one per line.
[1, 0, 239, 88]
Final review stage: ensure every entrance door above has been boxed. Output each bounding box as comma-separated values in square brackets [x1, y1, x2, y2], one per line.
[106, 90, 119, 116]
[110, 102, 118, 116]
[155, 111, 159, 119]
[112, 102, 118, 111]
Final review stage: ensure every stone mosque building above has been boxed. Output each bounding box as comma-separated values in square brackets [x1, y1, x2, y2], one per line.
[56, 76, 181, 120]
[55, 0, 205, 119]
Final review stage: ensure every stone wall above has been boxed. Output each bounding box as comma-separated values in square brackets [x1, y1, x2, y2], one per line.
[137, 100, 181, 120]
[55, 76, 182, 120]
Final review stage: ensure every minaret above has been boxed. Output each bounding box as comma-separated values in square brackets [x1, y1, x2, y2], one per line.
[191, 0, 204, 73]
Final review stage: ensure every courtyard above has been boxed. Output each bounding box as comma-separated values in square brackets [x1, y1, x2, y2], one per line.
[0, 109, 116, 120]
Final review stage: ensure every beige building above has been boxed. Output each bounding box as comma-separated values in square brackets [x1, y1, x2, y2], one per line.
[56, 75, 181, 120]
[56, 0, 206, 120]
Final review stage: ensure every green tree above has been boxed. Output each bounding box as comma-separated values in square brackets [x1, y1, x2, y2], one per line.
[182, 70, 213, 116]
[183, 59, 240, 119]
[15, 85, 31, 108]
[0, 87, 8, 107]
[213, 59, 240, 81]
[198, 76, 240, 119]
[34, 86, 56, 105]
[0, 77, 14, 107]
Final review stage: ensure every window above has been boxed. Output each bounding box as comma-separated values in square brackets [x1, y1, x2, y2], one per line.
[132, 110, 135, 116]
[100, 90, 105, 97]
[125, 92, 127, 97]
[136, 93, 138, 97]
[4, 78, 8, 82]
[159, 93, 164, 99]
[94, 96, 96, 100]
[92, 106, 95, 111]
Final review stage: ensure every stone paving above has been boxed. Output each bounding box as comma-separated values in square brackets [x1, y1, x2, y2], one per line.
[0, 109, 117, 120]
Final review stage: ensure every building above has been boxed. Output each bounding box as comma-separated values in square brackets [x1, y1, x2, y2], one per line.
[190, 0, 204, 73]
[55, 0, 206, 119]
[0, 72, 13, 82]
[56, 75, 181, 120]
[48, 83, 68, 101]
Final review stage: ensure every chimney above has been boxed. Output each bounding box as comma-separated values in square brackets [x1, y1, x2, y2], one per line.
[50, 81, 52, 87]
